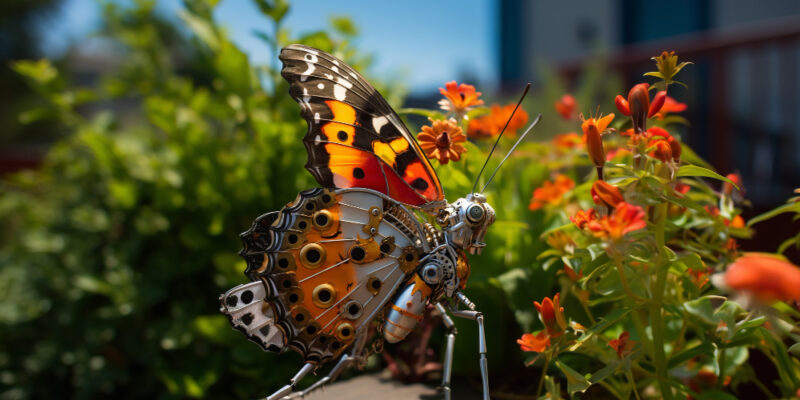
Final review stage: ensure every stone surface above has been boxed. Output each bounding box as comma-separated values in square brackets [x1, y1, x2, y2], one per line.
[303, 373, 484, 400]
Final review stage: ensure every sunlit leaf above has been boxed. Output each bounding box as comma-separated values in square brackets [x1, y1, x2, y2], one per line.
[677, 165, 739, 189]
[555, 360, 591, 395]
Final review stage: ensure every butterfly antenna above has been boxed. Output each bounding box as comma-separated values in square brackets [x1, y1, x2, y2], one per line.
[480, 114, 542, 193]
[470, 83, 531, 194]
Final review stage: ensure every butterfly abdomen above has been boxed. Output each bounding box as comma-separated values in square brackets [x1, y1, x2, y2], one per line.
[383, 275, 432, 343]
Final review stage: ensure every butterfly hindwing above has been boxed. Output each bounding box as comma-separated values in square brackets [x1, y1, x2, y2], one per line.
[221, 188, 428, 364]
[279, 44, 444, 208]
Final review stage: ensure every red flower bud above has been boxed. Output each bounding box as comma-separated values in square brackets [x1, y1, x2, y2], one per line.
[648, 91, 667, 118]
[723, 173, 742, 195]
[581, 114, 614, 179]
[591, 180, 625, 208]
[533, 294, 567, 338]
[627, 83, 650, 134]
[614, 95, 631, 116]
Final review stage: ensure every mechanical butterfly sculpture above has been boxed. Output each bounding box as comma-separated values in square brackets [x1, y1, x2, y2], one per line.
[220, 44, 539, 400]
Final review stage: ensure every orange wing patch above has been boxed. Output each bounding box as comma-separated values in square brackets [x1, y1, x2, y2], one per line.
[321, 100, 357, 147]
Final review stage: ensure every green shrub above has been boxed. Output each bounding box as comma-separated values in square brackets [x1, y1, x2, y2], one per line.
[0, 1, 402, 397]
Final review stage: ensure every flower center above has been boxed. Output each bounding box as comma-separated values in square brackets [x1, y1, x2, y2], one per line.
[435, 131, 451, 148]
[459, 93, 465, 102]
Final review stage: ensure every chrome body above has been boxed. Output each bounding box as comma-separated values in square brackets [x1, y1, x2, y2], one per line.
[438, 193, 496, 255]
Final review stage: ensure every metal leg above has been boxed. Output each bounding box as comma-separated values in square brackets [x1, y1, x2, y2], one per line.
[265, 362, 314, 400]
[283, 354, 356, 399]
[450, 294, 490, 400]
[436, 303, 457, 400]
[281, 332, 369, 399]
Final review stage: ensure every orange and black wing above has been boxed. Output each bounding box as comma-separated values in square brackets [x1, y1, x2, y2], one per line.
[279, 44, 444, 208]
[220, 188, 427, 364]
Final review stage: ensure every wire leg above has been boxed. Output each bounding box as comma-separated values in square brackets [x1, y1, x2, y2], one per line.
[284, 353, 356, 399]
[436, 303, 456, 400]
[477, 314, 489, 400]
[265, 363, 314, 400]
[450, 295, 490, 400]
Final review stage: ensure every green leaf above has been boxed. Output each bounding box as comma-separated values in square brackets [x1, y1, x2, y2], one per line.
[747, 202, 800, 226]
[178, 10, 219, 50]
[668, 342, 714, 369]
[569, 307, 631, 351]
[788, 342, 800, 357]
[679, 145, 714, 169]
[695, 391, 738, 400]
[674, 61, 694, 75]
[677, 165, 739, 189]
[555, 360, 591, 395]
[399, 108, 444, 120]
[589, 360, 622, 384]
[254, 0, 289, 22]
[18, 107, 51, 124]
[215, 41, 253, 95]
[644, 71, 664, 79]
[12, 59, 59, 86]
[330, 16, 358, 36]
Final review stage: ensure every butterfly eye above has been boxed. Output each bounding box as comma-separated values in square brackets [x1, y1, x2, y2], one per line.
[466, 204, 485, 224]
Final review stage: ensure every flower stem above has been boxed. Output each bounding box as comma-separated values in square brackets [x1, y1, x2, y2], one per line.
[536, 353, 552, 398]
[577, 292, 597, 324]
[612, 252, 645, 303]
[627, 370, 642, 400]
[650, 202, 673, 400]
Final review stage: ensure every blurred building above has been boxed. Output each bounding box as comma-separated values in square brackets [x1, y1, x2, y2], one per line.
[500, 0, 800, 206]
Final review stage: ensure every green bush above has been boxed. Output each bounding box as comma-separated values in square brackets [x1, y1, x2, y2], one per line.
[0, 1, 409, 397]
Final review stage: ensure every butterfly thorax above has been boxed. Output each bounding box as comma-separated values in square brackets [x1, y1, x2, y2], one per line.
[437, 193, 496, 255]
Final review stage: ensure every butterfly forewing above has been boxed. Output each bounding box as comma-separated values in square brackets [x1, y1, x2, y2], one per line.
[279, 44, 444, 208]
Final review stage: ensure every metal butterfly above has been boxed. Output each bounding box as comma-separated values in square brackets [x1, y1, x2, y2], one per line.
[220, 44, 540, 400]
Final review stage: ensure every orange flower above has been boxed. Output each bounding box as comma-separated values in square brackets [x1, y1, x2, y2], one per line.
[580, 202, 647, 240]
[534, 294, 567, 338]
[561, 264, 582, 282]
[723, 253, 800, 302]
[653, 96, 687, 119]
[605, 147, 631, 162]
[705, 206, 745, 227]
[722, 173, 742, 196]
[675, 182, 691, 195]
[517, 332, 550, 353]
[417, 118, 467, 164]
[581, 113, 615, 179]
[468, 103, 529, 139]
[648, 138, 673, 163]
[570, 208, 597, 230]
[608, 331, 634, 358]
[689, 266, 710, 289]
[554, 94, 577, 120]
[546, 230, 576, 254]
[438, 81, 483, 117]
[553, 132, 582, 150]
[646, 127, 682, 162]
[529, 174, 574, 210]
[591, 180, 625, 209]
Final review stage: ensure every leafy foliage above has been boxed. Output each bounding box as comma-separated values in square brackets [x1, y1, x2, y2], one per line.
[0, 1, 393, 398]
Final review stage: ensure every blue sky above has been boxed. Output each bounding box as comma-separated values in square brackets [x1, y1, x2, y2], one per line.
[41, 0, 497, 94]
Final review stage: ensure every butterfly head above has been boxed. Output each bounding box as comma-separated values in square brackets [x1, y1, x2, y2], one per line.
[438, 193, 495, 255]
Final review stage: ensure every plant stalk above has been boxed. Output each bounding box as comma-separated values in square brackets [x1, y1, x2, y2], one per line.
[650, 202, 672, 400]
